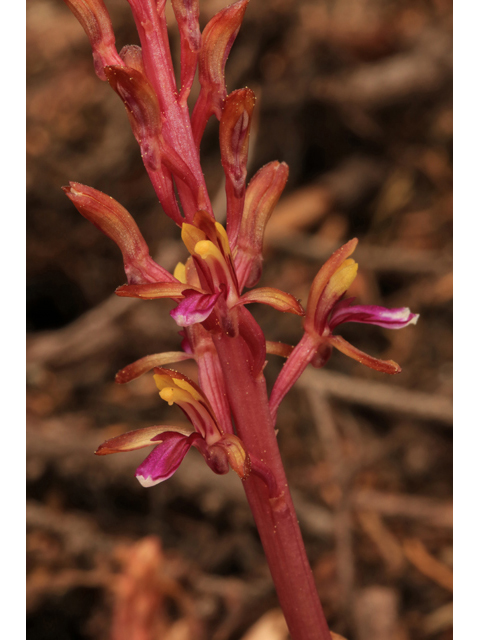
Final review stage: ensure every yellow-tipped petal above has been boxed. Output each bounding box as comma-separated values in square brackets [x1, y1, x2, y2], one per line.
[325, 260, 358, 299]
[214, 221, 232, 257]
[153, 372, 176, 390]
[153, 367, 214, 412]
[305, 239, 358, 332]
[172, 377, 204, 402]
[310, 260, 359, 334]
[159, 387, 178, 406]
[181, 222, 207, 255]
[158, 385, 199, 408]
[194, 239, 223, 261]
[173, 262, 187, 283]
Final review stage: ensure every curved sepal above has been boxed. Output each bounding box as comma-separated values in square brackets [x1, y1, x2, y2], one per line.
[95, 424, 193, 455]
[238, 287, 304, 315]
[115, 282, 203, 299]
[63, 182, 175, 284]
[115, 352, 194, 384]
[329, 334, 401, 374]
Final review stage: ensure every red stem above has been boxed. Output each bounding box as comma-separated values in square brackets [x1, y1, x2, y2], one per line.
[212, 331, 331, 640]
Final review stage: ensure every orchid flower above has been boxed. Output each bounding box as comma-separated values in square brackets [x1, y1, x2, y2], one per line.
[96, 368, 249, 486]
[61, 1, 419, 638]
[270, 239, 419, 418]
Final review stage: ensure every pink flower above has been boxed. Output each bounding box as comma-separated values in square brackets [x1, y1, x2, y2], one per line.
[303, 238, 418, 372]
[270, 239, 419, 418]
[96, 368, 250, 486]
[117, 210, 304, 336]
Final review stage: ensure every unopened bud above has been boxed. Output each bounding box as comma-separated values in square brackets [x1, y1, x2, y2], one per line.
[63, 182, 173, 284]
[234, 161, 289, 289]
[220, 88, 256, 246]
[104, 65, 162, 172]
[63, 0, 123, 79]
[171, 0, 201, 100]
[198, 0, 249, 116]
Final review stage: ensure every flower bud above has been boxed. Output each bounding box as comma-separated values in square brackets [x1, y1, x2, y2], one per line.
[119, 44, 145, 73]
[191, 0, 249, 144]
[199, 0, 248, 115]
[171, 0, 201, 100]
[234, 161, 289, 289]
[63, 182, 174, 284]
[220, 88, 256, 246]
[63, 0, 123, 79]
[104, 65, 162, 172]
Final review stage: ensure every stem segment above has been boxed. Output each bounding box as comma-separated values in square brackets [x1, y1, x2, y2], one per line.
[213, 331, 331, 640]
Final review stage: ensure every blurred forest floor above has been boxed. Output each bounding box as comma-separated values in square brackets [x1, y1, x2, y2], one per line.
[26, 0, 453, 638]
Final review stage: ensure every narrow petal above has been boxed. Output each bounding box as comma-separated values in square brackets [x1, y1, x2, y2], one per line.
[265, 341, 294, 358]
[304, 239, 358, 334]
[329, 335, 401, 374]
[135, 432, 199, 487]
[115, 282, 203, 299]
[115, 352, 194, 384]
[329, 304, 420, 330]
[238, 287, 304, 315]
[170, 290, 221, 326]
[95, 425, 193, 455]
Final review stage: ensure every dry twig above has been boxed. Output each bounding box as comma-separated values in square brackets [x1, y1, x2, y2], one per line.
[299, 369, 453, 424]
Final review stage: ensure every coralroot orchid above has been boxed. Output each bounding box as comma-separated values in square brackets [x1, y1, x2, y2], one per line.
[61, 1, 418, 638]
[97, 367, 250, 485]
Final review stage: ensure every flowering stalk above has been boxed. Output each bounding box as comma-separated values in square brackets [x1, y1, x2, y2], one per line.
[61, 1, 418, 637]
